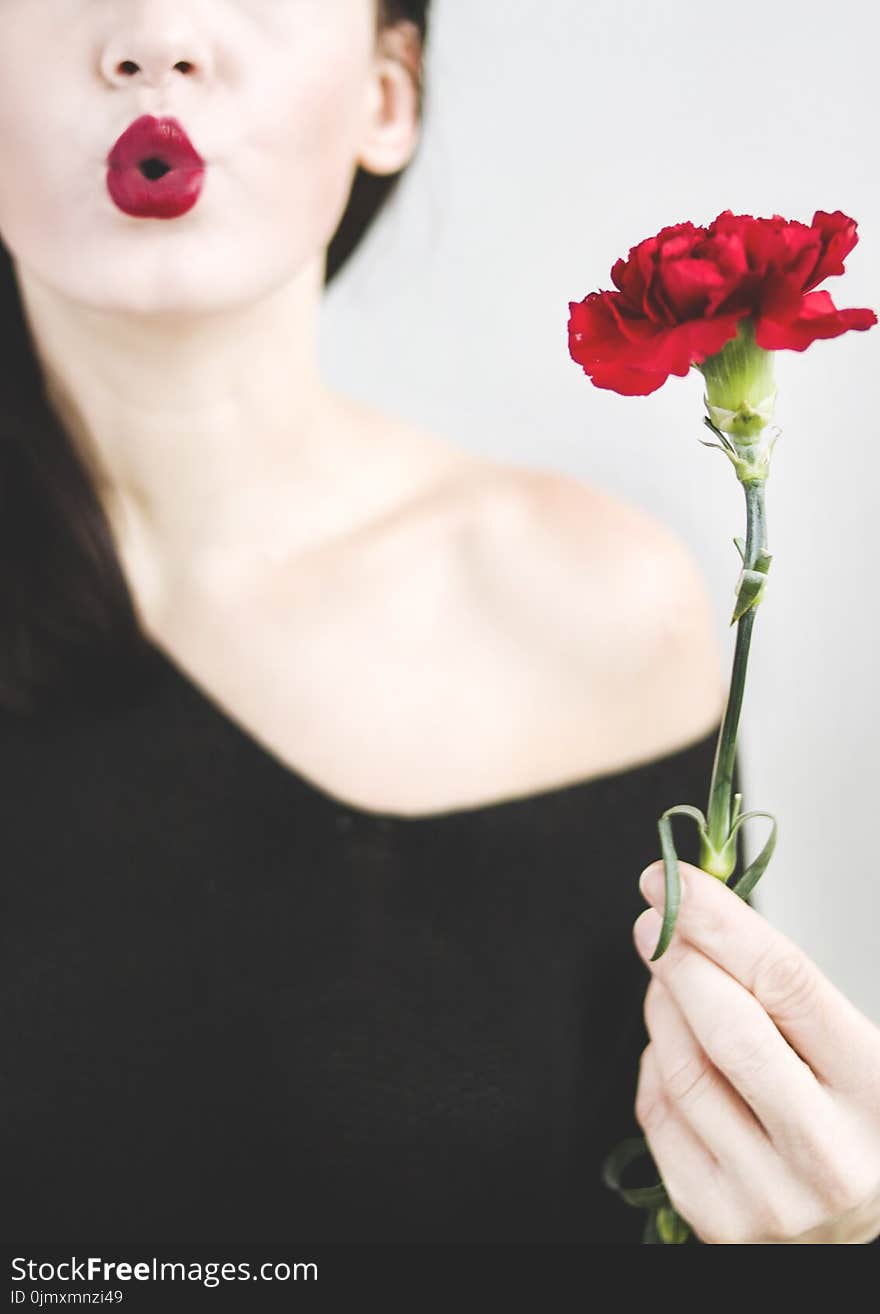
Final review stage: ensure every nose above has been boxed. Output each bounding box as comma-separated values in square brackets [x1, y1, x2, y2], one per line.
[100, 28, 213, 91]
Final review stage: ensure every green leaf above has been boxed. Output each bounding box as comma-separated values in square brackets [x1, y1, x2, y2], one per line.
[656, 1205, 692, 1244]
[643, 1211, 661, 1244]
[729, 809, 778, 901]
[702, 415, 737, 454]
[602, 1137, 669, 1209]
[730, 567, 769, 623]
[651, 804, 707, 960]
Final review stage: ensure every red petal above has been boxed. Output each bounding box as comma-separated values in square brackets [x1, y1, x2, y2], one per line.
[759, 218, 820, 285]
[610, 257, 629, 294]
[683, 312, 747, 365]
[568, 294, 630, 362]
[568, 294, 745, 397]
[604, 291, 668, 345]
[754, 289, 878, 351]
[584, 362, 670, 396]
[757, 271, 806, 323]
[567, 292, 678, 394]
[803, 210, 861, 290]
[659, 258, 730, 320]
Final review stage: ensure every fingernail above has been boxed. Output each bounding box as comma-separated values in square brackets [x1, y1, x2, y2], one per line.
[633, 907, 662, 959]
[639, 862, 686, 907]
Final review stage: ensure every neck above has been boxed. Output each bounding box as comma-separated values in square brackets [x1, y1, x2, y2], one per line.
[13, 254, 377, 613]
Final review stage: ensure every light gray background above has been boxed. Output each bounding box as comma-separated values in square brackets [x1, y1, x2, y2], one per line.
[318, 0, 880, 1021]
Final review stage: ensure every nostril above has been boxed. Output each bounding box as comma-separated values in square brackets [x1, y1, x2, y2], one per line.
[139, 157, 172, 181]
[115, 60, 193, 76]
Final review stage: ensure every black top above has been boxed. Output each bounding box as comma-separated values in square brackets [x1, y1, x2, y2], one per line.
[0, 642, 740, 1244]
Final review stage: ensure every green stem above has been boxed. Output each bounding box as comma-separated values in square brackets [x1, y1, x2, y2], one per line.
[704, 478, 768, 861]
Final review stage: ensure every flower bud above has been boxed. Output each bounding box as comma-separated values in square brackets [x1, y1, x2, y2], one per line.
[695, 316, 777, 442]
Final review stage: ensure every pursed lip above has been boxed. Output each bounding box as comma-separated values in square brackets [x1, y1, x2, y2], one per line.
[107, 114, 206, 171]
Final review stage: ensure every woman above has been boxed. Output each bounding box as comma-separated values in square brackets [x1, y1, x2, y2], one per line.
[0, 0, 878, 1246]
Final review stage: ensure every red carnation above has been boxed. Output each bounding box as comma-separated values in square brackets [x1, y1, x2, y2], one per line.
[568, 209, 877, 397]
[584, 208, 878, 1248]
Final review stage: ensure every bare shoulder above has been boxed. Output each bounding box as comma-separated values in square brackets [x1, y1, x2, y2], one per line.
[455, 463, 728, 765]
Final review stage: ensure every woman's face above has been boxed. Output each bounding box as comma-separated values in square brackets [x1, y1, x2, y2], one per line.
[0, 0, 411, 315]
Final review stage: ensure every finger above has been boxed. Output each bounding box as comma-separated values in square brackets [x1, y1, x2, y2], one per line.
[640, 972, 830, 1235]
[641, 1008, 858, 1244]
[635, 1042, 739, 1244]
[644, 979, 775, 1173]
[634, 906, 835, 1165]
[640, 860, 880, 1097]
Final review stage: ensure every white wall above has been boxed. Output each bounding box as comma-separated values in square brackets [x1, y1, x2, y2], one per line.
[318, 0, 880, 1022]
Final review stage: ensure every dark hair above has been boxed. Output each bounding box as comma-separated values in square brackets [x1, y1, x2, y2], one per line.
[328, 1, 430, 284]
[0, 1, 431, 717]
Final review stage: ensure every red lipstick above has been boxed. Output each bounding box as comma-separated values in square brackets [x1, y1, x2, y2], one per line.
[106, 115, 206, 219]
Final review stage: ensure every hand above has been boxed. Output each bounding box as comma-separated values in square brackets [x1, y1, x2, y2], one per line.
[632, 860, 880, 1244]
